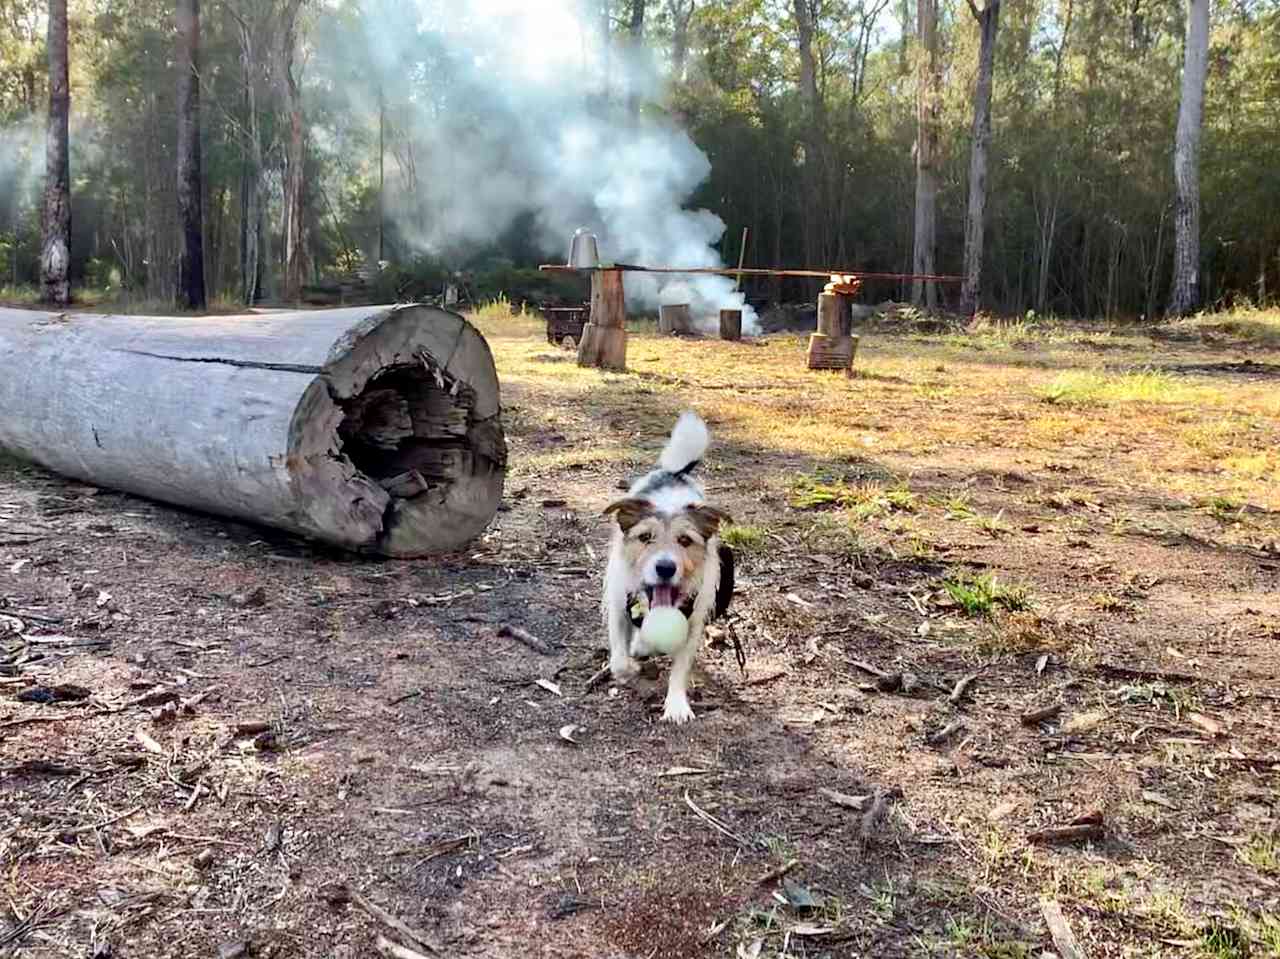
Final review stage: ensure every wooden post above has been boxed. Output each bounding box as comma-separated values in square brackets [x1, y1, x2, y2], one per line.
[816, 292, 852, 336]
[719, 308, 742, 341]
[577, 269, 627, 370]
[808, 289, 858, 373]
[658, 303, 692, 334]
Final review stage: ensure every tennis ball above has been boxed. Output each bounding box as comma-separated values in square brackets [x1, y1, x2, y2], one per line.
[640, 606, 689, 655]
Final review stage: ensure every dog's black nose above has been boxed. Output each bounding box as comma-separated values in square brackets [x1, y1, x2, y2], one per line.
[655, 559, 677, 581]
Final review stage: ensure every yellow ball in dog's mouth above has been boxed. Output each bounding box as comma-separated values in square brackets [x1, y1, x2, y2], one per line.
[640, 606, 689, 655]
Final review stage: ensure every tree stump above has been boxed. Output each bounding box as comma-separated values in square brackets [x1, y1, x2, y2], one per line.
[719, 308, 742, 341]
[808, 290, 858, 373]
[0, 305, 507, 557]
[577, 269, 628, 370]
[659, 303, 692, 334]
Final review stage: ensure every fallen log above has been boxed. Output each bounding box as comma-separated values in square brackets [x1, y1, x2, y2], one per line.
[0, 305, 506, 557]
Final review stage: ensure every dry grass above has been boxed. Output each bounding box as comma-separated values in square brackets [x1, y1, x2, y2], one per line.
[474, 310, 1280, 512]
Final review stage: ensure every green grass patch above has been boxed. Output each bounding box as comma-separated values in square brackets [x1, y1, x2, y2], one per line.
[1038, 369, 1202, 406]
[943, 572, 1031, 616]
[1239, 833, 1280, 876]
[720, 524, 766, 553]
[790, 473, 916, 519]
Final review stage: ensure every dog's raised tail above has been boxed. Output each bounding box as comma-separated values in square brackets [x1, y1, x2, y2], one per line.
[659, 411, 710, 476]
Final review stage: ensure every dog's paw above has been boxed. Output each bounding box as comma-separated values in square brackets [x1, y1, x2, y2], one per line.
[609, 654, 640, 684]
[661, 695, 696, 725]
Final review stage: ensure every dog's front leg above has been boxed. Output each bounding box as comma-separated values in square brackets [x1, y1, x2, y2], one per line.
[607, 600, 640, 683]
[661, 615, 703, 724]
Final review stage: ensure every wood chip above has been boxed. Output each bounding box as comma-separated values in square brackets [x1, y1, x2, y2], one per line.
[1035, 653, 1049, 675]
[1040, 900, 1087, 959]
[1021, 702, 1063, 726]
[1141, 790, 1177, 810]
[134, 727, 165, 755]
[657, 767, 714, 779]
[558, 724, 581, 745]
[790, 924, 835, 937]
[535, 678, 562, 697]
[374, 936, 433, 959]
[1187, 712, 1225, 738]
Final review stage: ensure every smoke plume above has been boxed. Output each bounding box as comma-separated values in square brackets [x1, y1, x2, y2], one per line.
[321, 0, 757, 332]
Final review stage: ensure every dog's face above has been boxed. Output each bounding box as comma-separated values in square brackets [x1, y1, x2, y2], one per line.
[605, 498, 730, 609]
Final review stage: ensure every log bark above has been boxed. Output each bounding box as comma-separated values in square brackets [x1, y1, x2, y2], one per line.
[960, 0, 1000, 316]
[176, 0, 207, 311]
[40, 0, 70, 306]
[719, 308, 742, 341]
[1169, 0, 1210, 316]
[0, 305, 506, 557]
[578, 270, 628, 370]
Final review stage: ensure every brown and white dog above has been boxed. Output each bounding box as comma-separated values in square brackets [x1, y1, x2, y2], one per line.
[602, 411, 733, 724]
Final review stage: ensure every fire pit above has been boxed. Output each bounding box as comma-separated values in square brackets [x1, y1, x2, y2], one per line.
[544, 306, 589, 346]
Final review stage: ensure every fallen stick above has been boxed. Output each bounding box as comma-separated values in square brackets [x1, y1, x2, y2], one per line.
[583, 664, 611, 692]
[375, 935, 433, 959]
[1040, 900, 1087, 959]
[926, 720, 965, 747]
[684, 789, 751, 847]
[1021, 702, 1063, 726]
[343, 885, 441, 955]
[496, 624, 553, 655]
[1096, 663, 1198, 684]
[949, 673, 979, 706]
[1027, 823, 1104, 845]
[755, 859, 800, 885]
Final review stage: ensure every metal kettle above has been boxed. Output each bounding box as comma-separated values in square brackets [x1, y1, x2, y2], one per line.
[567, 228, 600, 269]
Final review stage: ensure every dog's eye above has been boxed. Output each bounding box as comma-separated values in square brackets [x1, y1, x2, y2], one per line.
[677, 535, 694, 548]
[637, 531, 653, 544]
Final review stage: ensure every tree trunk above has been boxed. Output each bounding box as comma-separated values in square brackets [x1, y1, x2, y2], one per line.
[280, 0, 307, 303]
[176, 0, 207, 311]
[960, 0, 1000, 315]
[40, 0, 71, 306]
[668, 0, 694, 80]
[912, 0, 941, 308]
[627, 0, 646, 121]
[0, 306, 507, 558]
[237, 17, 262, 305]
[792, 0, 823, 268]
[1169, 0, 1210, 316]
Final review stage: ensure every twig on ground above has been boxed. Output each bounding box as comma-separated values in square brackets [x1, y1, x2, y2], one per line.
[374, 935, 433, 959]
[339, 884, 441, 955]
[755, 859, 800, 885]
[1028, 823, 1104, 845]
[949, 673, 979, 705]
[683, 789, 751, 847]
[496, 624, 554, 655]
[1040, 900, 1087, 959]
[926, 720, 965, 746]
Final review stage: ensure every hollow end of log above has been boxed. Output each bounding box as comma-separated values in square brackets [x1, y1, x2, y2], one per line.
[288, 307, 507, 557]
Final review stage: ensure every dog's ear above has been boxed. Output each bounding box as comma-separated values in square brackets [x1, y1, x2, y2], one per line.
[686, 504, 732, 539]
[603, 498, 653, 532]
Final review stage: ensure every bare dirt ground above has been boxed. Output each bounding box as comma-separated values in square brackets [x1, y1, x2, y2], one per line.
[2, 308, 1278, 958]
